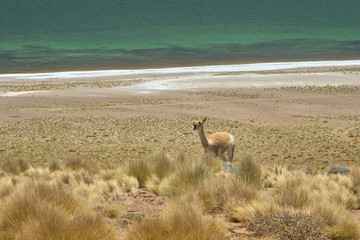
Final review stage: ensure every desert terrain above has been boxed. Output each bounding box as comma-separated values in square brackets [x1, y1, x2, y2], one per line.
[0, 64, 360, 239]
[1, 65, 359, 168]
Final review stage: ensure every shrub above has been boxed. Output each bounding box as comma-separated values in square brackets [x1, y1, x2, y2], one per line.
[248, 211, 327, 240]
[237, 155, 262, 189]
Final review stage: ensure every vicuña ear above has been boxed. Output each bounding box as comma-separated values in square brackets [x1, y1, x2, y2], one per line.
[203, 117, 207, 123]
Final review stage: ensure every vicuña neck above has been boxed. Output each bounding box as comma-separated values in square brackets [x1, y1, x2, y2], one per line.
[198, 127, 209, 148]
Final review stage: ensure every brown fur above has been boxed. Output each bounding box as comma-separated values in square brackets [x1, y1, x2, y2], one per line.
[193, 117, 235, 161]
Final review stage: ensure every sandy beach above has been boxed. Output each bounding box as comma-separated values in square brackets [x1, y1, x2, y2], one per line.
[1, 60, 360, 167]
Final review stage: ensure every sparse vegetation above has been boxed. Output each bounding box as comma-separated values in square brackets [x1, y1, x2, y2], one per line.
[0, 78, 360, 238]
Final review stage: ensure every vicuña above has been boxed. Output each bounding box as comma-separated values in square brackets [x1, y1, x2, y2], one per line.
[193, 117, 235, 162]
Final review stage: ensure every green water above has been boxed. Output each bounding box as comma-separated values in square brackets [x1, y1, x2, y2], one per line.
[1, 0, 360, 73]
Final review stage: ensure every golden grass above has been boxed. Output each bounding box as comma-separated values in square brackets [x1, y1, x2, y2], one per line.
[196, 173, 258, 214]
[230, 199, 280, 223]
[0, 150, 359, 239]
[158, 160, 208, 196]
[145, 150, 174, 179]
[0, 179, 117, 240]
[350, 166, 360, 206]
[126, 193, 227, 240]
[237, 167, 360, 239]
[1, 158, 29, 175]
[125, 158, 151, 188]
[202, 152, 222, 172]
[237, 155, 262, 189]
[117, 173, 139, 194]
[273, 169, 358, 210]
[330, 218, 360, 240]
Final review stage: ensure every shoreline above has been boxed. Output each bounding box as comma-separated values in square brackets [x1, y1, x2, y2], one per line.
[1, 59, 360, 96]
[1, 60, 360, 79]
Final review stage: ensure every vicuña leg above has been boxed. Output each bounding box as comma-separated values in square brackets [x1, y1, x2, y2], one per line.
[227, 144, 235, 162]
[218, 153, 228, 161]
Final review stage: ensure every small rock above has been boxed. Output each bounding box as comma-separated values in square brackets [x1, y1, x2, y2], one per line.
[295, 168, 310, 174]
[116, 220, 128, 228]
[326, 166, 350, 175]
[222, 161, 240, 174]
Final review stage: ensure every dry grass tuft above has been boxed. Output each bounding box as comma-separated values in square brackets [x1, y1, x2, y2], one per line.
[197, 173, 258, 214]
[145, 174, 161, 195]
[1, 158, 29, 175]
[237, 155, 262, 189]
[117, 174, 139, 194]
[273, 170, 358, 210]
[125, 159, 151, 188]
[350, 166, 360, 206]
[0, 179, 117, 240]
[309, 200, 344, 228]
[262, 167, 360, 239]
[158, 160, 208, 196]
[146, 150, 174, 179]
[48, 159, 62, 172]
[275, 182, 310, 209]
[126, 193, 227, 240]
[105, 203, 122, 219]
[330, 217, 360, 240]
[230, 200, 280, 223]
[0, 176, 16, 198]
[64, 155, 100, 173]
[202, 152, 222, 172]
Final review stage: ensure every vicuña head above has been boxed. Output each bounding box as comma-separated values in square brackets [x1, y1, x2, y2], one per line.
[193, 117, 235, 162]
